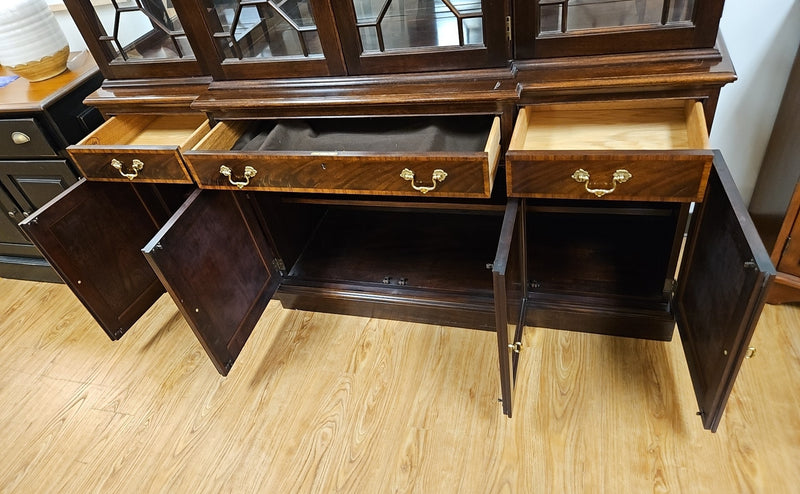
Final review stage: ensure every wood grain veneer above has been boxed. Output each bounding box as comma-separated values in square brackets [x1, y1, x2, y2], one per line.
[185, 117, 501, 198]
[506, 100, 713, 201]
[68, 114, 210, 183]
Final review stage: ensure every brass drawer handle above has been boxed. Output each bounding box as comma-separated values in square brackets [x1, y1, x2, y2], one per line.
[571, 168, 632, 197]
[220, 165, 257, 189]
[11, 132, 31, 145]
[111, 158, 144, 180]
[400, 168, 447, 194]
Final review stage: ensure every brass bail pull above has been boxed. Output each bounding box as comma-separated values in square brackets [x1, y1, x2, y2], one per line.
[111, 158, 144, 180]
[571, 168, 632, 197]
[400, 168, 448, 194]
[220, 165, 257, 189]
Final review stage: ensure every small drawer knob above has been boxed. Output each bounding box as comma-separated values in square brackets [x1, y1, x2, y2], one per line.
[11, 132, 31, 145]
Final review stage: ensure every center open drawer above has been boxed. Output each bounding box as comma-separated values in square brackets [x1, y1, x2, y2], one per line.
[68, 114, 211, 183]
[505, 100, 714, 202]
[183, 115, 502, 198]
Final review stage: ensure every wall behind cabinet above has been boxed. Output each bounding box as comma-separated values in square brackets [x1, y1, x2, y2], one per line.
[710, 0, 800, 203]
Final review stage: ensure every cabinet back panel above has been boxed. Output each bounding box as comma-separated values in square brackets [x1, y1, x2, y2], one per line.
[287, 207, 502, 293]
[526, 203, 680, 299]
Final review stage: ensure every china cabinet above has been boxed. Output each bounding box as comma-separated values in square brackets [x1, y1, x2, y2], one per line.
[20, 0, 774, 432]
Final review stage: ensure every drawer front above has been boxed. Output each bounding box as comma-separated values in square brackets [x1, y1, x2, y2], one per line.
[506, 152, 712, 202]
[0, 119, 57, 158]
[68, 147, 194, 184]
[185, 154, 495, 198]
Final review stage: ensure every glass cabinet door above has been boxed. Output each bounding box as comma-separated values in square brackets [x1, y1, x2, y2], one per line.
[514, 0, 724, 58]
[63, 0, 206, 79]
[189, 0, 347, 79]
[333, 0, 508, 74]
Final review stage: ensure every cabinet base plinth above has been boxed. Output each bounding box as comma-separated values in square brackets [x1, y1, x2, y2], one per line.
[0, 256, 62, 283]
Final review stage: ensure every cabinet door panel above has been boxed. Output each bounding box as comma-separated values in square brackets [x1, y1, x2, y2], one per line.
[19, 180, 167, 340]
[0, 160, 78, 213]
[188, 0, 346, 79]
[514, 0, 723, 58]
[334, 0, 508, 74]
[674, 151, 775, 431]
[0, 186, 35, 256]
[143, 190, 281, 375]
[493, 199, 527, 416]
[62, 0, 207, 79]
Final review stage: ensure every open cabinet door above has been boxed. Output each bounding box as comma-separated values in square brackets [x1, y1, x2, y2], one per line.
[674, 151, 775, 431]
[19, 180, 169, 340]
[142, 190, 281, 376]
[493, 199, 528, 416]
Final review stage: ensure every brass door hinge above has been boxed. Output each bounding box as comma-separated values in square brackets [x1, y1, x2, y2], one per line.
[506, 16, 512, 42]
[272, 258, 286, 272]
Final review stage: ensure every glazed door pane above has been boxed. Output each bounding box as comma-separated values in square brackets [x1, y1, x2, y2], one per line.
[538, 0, 694, 35]
[515, 0, 723, 58]
[353, 0, 485, 52]
[335, 0, 507, 74]
[206, 0, 324, 60]
[93, 0, 195, 62]
[62, 0, 206, 78]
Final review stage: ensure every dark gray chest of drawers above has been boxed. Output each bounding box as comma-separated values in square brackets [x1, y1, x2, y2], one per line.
[0, 52, 103, 282]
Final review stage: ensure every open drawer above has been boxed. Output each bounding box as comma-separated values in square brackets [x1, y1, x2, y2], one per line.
[183, 115, 502, 198]
[68, 114, 211, 183]
[506, 100, 714, 202]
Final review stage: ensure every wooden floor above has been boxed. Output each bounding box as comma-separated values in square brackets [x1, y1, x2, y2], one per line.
[1, 276, 799, 493]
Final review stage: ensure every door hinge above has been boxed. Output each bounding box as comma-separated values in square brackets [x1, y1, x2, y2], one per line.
[782, 235, 792, 257]
[273, 258, 286, 272]
[505, 16, 512, 42]
[664, 278, 677, 299]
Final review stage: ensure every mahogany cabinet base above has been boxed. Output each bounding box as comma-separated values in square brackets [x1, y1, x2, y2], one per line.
[526, 291, 675, 341]
[275, 281, 498, 332]
[275, 281, 676, 341]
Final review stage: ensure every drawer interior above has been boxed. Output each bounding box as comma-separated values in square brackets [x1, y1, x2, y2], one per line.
[195, 116, 496, 154]
[510, 100, 709, 151]
[80, 114, 210, 148]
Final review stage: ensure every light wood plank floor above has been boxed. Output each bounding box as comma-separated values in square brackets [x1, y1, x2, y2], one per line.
[1, 276, 798, 493]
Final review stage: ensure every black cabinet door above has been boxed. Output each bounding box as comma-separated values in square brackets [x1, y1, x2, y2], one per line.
[0, 160, 78, 213]
[493, 198, 527, 416]
[0, 186, 35, 256]
[142, 190, 282, 375]
[19, 180, 169, 340]
[674, 151, 775, 432]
